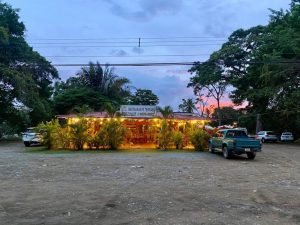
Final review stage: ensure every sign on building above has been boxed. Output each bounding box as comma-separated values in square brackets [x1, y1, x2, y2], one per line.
[120, 105, 157, 118]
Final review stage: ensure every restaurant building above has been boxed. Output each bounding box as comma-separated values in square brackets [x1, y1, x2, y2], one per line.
[57, 105, 211, 148]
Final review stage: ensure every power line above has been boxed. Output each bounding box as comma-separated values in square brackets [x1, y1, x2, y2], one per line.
[0, 43, 226, 49]
[50, 61, 300, 67]
[45, 54, 211, 58]
[3, 60, 300, 68]
[28, 40, 227, 45]
[27, 36, 228, 41]
[32, 44, 224, 48]
[52, 62, 196, 67]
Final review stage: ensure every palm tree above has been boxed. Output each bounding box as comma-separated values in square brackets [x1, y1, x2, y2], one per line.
[158, 106, 173, 119]
[104, 102, 119, 117]
[77, 62, 131, 100]
[178, 98, 196, 113]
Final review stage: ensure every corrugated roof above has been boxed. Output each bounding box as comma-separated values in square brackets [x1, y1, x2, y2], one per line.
[56, 111, 210, 120]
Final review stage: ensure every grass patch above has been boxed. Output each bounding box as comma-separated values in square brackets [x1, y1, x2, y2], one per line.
[0, 137, 22, 142]
[25, 146, 119, 154]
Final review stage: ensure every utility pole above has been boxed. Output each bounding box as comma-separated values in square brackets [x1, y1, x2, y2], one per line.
[255, 114, 262, 134]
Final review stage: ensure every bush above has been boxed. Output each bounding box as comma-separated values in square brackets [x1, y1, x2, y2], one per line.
[36, 119, 61, 149]
[100, 119, 127, 150]
[69, 118, 89, 150]
[56, 127, 70, 149]
[158, 120, 173, 150]
[173, 131, 183, 149]
[190, 129, 211, 151]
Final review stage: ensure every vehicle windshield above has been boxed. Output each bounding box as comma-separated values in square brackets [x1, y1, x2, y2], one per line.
[26, 129, 35, 133]
[226, 130, 248, 138]
[282, 132, 292, 135]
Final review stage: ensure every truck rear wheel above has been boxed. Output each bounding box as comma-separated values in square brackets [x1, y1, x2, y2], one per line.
[222, 146, 232, 159]
[24, 142, 31, 147]
[247, 152, 256, 160]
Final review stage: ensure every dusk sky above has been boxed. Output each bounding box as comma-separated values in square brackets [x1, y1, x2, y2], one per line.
[6, 0, 289, 109]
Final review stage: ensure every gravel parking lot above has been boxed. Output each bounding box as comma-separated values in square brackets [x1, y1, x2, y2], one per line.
[0, 142, 299, 225]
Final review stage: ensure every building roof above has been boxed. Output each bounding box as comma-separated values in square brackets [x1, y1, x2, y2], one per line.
[56, 111, 211, 121]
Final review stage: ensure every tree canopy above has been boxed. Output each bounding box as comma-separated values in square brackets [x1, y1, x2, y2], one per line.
[127, 89, 159, 105]
[178, 98, 196, 113]
[211, 107, 239, 126]
[158, 106, 173, 119]
[189, 0, 300, 136]
[0, 2, 58, 133]
[53, 62, 131, 114]
[188, 60, 227, 125]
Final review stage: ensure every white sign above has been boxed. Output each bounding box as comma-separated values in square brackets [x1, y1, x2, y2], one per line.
[120, 105, 157, 118]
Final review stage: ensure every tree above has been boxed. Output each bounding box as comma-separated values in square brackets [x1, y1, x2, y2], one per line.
[188, 60, 227, 125]
[0, 3, 58, 129]
[178, 98, 196, 113]
[53, 87, 112, 114]
[54, 62, 130, 113]
[76, 62, 131, 101]
[195, 93, 211, 117]
[158, 106, 173, 119]
[211, 107, 239, 126]
[201, 0, 300, 136]
[128, 89, 159, 105]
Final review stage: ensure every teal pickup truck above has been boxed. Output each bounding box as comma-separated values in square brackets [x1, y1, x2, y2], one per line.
[208, 129, 262, 159]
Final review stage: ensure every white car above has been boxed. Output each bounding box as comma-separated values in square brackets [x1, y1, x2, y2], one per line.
[256, 131, 278, 143]
[280, 132, 294, 142]
[22, 128, 43, 147]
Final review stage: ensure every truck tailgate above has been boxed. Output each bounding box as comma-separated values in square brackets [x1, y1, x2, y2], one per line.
[236, 138, 261, 149]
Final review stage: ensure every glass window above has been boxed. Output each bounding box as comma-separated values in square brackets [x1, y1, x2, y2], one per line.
[226, 131, 235, 137]
[218, 131, 225, 137]
[233, 130, 248, 137]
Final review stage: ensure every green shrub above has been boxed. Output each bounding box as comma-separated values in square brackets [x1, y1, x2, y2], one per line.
[173, 131, 183, 149]
[158, 120, 173, 150]
[190, 129, 211, 151]
[36, 119, 61, 149]
[56, 127, 70, 149]
[86, 133, 104, 150]
[69, 118, 88, 150]
[100, 119, 127, 150]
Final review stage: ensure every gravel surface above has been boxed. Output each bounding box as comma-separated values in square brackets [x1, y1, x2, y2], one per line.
[0, 142, 299, 225]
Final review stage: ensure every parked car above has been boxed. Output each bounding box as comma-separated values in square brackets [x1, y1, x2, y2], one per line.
[280, 132, 294, 142]
[208, 129, 262, 159]
[22, 128, 43, 147]
[256, 131, 278, 143]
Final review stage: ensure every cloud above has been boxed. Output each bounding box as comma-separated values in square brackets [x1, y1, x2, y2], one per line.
[166, 68, 190, 75]
[106, 0, 183, 22]
[132, 47, 144, 54]
[110, 49, 128, 57]
[126, 71, 194, 109]
[10, 0, 290, 111]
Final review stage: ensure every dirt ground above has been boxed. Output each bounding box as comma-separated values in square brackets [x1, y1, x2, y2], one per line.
[0, 142, 299, 225]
